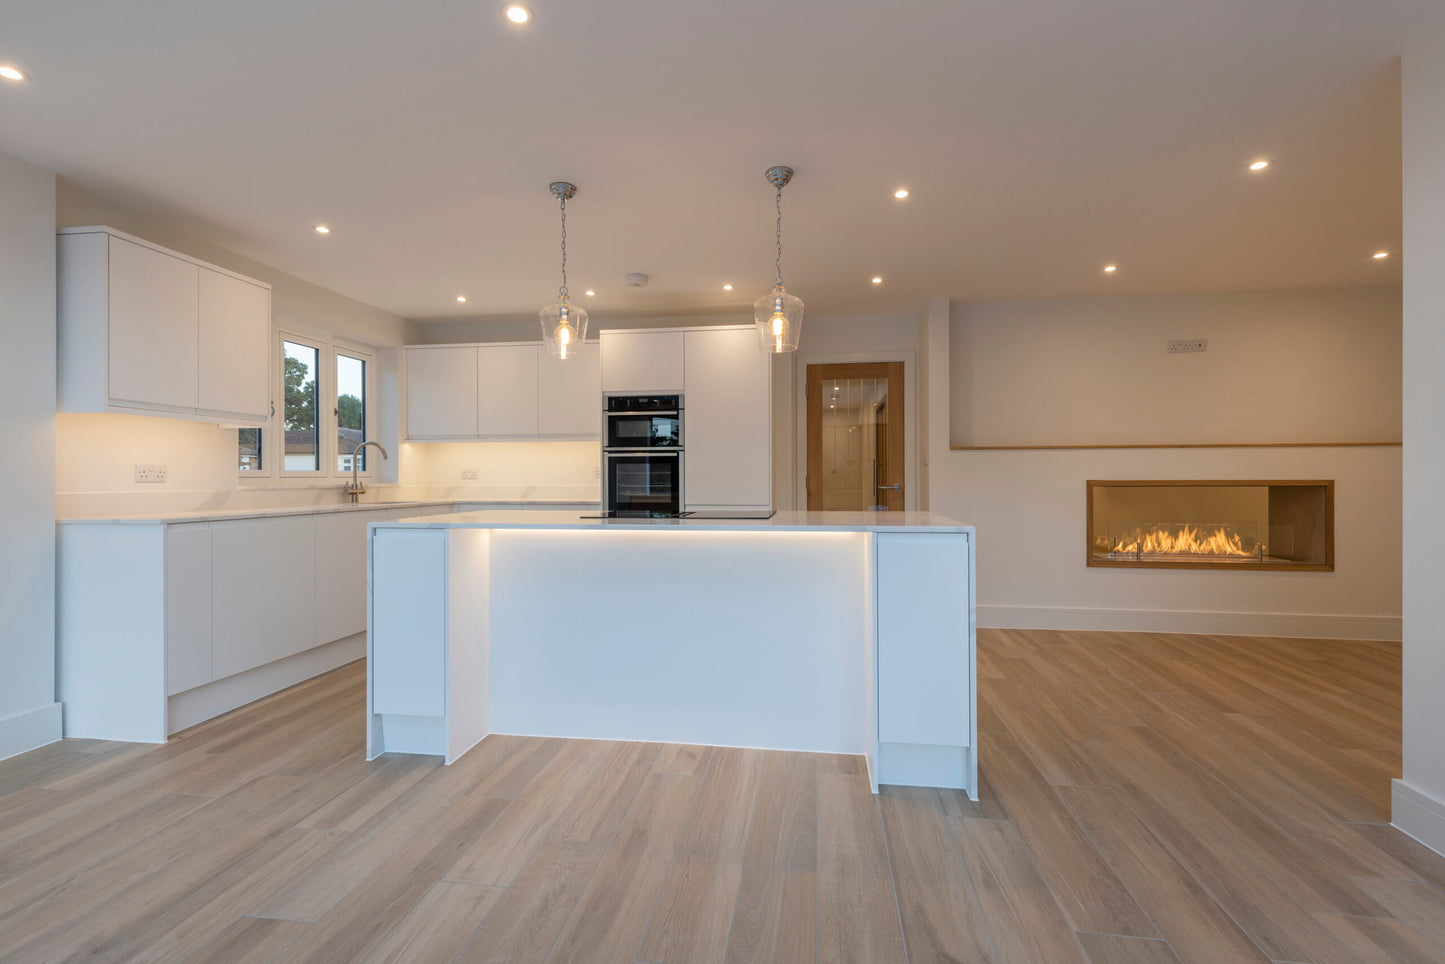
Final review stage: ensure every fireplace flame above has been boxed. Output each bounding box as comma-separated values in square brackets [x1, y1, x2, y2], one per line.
[1111, 524, 1253, 557]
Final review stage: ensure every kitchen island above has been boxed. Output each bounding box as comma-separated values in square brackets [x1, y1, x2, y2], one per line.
[367, 510, 975, 794]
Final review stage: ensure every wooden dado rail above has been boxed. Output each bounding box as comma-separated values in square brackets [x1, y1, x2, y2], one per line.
[950, 441, 1402, 451]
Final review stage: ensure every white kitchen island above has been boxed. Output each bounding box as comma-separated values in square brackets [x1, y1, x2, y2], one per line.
[367, 510, 976, 794]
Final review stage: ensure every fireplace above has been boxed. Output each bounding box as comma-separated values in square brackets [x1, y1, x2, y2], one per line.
[1087, 480, 1333, 571]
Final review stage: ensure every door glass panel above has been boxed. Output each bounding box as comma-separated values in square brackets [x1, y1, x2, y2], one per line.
[336, 353, 368, 472]
[283, 340, 320, 471]
[826, 375, 890, 511]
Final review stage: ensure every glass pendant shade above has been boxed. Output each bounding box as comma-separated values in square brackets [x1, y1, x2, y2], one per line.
[540, 298, 588, 359]
[754, 285, 804, 353]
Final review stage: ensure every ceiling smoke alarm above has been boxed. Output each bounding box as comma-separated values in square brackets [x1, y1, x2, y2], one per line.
[625, 273, 650, 288]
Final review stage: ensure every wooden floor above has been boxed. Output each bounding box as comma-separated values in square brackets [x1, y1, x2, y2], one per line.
[0, 629, 1440, 963]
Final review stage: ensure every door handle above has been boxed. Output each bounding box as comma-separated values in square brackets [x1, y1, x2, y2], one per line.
[877, 484, 901, 491]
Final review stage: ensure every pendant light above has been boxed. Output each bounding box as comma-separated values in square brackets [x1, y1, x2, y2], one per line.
[754, 165, 804, 353]
[539, 181, 587, 359]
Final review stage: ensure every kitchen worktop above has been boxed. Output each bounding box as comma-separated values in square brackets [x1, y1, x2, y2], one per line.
[379, 509, 972, 532]
[57, 499, 600, 525]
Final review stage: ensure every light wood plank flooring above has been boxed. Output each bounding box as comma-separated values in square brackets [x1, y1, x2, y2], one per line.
[1, 628, 1439, 963]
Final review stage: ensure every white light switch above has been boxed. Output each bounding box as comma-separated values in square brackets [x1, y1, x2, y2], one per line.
[134, 464, 168, 483]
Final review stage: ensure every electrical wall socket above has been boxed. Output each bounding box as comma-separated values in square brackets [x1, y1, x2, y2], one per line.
[134, 464, 167, 483]
[460, 468, 479, 481]
[1167, 338, 1208, 354]
[594, 467, 601, 480]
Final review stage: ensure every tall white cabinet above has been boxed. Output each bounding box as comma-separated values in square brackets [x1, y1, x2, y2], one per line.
[58, 227, 272, 425]
[599, 325, 772, 513]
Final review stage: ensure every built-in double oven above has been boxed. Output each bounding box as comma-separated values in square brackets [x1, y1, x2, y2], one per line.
[602, 394, 684, 517]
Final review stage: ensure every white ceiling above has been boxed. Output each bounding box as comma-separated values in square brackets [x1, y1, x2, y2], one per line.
[0, 0, 1420, 320]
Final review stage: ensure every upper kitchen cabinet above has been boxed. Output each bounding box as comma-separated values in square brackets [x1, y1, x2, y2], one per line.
[405, 346, 479, 438]
[683, 326, 772, 509]
[404, 342, 599, 440]
[538, 347, 601, 436]
[600, 330, 685, 393]
[477, 344, 540, 436]
[58, 227, 272, 424]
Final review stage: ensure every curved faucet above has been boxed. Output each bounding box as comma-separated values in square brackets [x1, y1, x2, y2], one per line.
[345, 441, 390, 503]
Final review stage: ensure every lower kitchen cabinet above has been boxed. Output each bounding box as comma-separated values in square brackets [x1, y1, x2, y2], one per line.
[211, 516, 318, 678]
[164, 524, 213, 695]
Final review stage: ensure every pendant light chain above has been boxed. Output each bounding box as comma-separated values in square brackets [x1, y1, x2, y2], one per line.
[775, 182, 784, 288]
[558, 194, 569, 301]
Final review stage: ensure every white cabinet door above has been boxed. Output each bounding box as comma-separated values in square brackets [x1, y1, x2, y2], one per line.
[406, 347, 479, 438]
[197, 268, 271, 420]
[165, 524, 212, 696]
[683, 327, 771, 507]
[477, 345, 540, 436]
[538, 346, 601, 436]
[211, 517, 317, 678]
[315, 510, 388, 645]
[600, 330, 685, 393]
[876, 533, 971, 747]
[107, 235, 200, 411]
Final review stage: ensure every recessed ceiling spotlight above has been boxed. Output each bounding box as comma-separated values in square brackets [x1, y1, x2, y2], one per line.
[314, 224, 330, 234]
[585, 289, 595, 296]
[1373, 250, 1390, 259]
[456, 295, 467, 303]
[722, 283, 733, 291]
[0, 65, 27, 82]
[504, 3, 531, 24]
[894, 188, 909, 199]
[1103, 264, 1118, 273]
[1249, 159, 1270, 171]
[871, 276, 883, 285]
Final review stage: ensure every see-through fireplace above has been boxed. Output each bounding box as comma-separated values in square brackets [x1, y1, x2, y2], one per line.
[1087, 480, 1333, 571]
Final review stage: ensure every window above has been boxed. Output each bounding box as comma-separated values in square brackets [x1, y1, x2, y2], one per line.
[237, 330, 378, 481]
[237, 428, 263, 472]
[283, 339, 322, 473]
[336, 351, 368, 473]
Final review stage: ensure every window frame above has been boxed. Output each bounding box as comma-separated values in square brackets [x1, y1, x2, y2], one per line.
[332, 340, 377, 479]
[239, 328, 379, 482]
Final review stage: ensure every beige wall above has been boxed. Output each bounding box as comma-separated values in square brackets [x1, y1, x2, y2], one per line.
[952, 286, 1401, 447]
[0, 151, 59, 756]
[925, 286, 1403, 640]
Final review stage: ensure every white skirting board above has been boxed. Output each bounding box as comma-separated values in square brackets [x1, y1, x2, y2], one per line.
[168, 636, 365, 735]
[1393, 779, 1445, 858]
[978, 605, 1401, 641]
[0, 703, 63, 762]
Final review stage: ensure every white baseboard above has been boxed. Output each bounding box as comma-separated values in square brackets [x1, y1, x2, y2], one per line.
[167, 635, 366, 735]
[978, 605, 1401, 641]
[1392, 780, 1445, 857]
[0, 702, 63, 761]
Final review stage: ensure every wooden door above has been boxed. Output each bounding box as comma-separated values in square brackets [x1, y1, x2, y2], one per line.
[806, 362, 905, 510]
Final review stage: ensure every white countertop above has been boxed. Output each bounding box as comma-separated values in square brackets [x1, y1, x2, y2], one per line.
[377, 509, 973, 533]
[57, 499, 599, 525]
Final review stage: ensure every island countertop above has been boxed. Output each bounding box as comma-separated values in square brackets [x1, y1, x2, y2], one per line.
[377, 508, 972, 533]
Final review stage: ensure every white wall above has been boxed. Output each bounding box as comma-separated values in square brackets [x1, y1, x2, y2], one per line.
[925, 287, 1402, 641]
[398, 440, 601, 502]
[54, 183, 412, 509]
[952, 286, 1401, 446]
[0, 151, 60, 759]
[1397, 15, 1445, 855]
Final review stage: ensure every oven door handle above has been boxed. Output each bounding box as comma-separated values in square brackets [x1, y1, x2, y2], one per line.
[605, 449, 681, 457]
[605, 410, 679, 417]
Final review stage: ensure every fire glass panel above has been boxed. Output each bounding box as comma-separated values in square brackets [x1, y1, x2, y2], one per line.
[1088, 481, 1331, 569]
